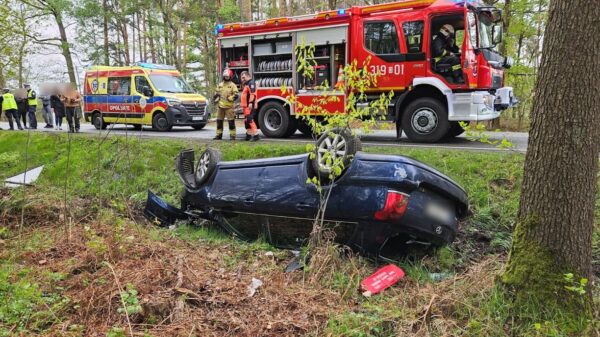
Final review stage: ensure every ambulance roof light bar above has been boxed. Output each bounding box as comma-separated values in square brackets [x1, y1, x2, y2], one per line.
[135, 62, 177, 70]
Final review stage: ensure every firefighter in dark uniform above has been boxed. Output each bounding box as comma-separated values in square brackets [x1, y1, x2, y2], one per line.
[240, 71, 259, 141]
[1, 88, 23, 130]
[213, 69, 239, 140]
[24, 84, 38, 129]
[432, 24, 464, 84]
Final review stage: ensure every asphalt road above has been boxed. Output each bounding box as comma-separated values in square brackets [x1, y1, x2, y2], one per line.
[0, 121, 529, 153]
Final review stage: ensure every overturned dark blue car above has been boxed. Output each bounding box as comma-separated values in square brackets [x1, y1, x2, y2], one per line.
[146, 130, 468, 259]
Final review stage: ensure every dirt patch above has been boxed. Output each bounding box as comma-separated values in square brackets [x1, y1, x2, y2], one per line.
[13, 217, 341, 336]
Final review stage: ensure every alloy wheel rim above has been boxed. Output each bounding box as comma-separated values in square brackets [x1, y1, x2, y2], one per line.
[196, 152, 210, 180]
[317, 133, 347, 172]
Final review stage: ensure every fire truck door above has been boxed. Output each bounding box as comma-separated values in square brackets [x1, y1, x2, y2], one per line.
[398, 20, 427, 78]
[463, 11, 478, 87]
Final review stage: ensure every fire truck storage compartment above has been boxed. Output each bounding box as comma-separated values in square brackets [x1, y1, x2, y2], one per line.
[252, 36, 293, 88]
[295, 26, 347, 89]
[220, 37, 250, 87]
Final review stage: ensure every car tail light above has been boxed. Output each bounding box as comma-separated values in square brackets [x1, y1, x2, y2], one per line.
[375, 191, 409, 221]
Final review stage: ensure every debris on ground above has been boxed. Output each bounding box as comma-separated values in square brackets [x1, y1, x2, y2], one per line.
[247, 277, 263, 297]
[360, 264, 405, 297]
[4, 165, 44, 188]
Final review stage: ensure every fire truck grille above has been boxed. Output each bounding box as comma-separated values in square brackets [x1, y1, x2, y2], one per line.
[182, 102, 207, 116]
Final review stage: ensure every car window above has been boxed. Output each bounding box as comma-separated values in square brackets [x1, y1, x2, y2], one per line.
[364, 21, 400, 55]
[135, 76, 150, 94]
[108, 77, 131, 96]
[402, 21, 424, 53]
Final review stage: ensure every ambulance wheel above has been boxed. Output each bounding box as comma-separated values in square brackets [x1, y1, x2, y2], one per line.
[132, 124, 142, 131]
[152, 112, 172, 131]
[258, 101, 291, 138]
[195, 148, 221, 186]
[192, 123, 207, 130]
[92, 112, 107, 130]
[401, 98, 449, 143]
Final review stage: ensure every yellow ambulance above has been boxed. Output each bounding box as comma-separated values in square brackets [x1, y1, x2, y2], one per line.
[83, 63, 208, 131]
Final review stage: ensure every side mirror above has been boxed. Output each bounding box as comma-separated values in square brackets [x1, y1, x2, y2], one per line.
[492, 25, 503, 46]
[143, 86, 154, 97]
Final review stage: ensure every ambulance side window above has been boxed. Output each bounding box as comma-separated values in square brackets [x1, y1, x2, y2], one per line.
[108, 77, 131, 96]
[135, 76, 150, 94]
[364, 21, 400, 55]
[402, 21, 424, 53]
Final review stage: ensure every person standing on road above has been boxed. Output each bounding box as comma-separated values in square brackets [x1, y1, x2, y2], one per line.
[16, 89, 28, 129]
[240, 71, 259, 142]
[1, 88, 23, 130]
[24, 84, 38, 129]
[40, 89, 54, 128]
[213, 69, 238, 140]
[62, 83, 82, 133]
[50, 88, 65, 130]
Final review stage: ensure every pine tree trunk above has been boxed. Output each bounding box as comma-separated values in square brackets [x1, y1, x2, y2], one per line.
[501, 0, 599, 326]
[241, 0, 252, 21]
[103, 0, 110, 65]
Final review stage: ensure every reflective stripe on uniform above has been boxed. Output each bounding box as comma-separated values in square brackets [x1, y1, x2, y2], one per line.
[27, 89, 37, 106]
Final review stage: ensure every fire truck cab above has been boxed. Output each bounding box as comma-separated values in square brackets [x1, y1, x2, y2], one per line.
[216, 0, 516, 143]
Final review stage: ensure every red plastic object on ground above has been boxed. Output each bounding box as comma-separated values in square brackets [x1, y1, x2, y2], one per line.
[360, 264, 405, 296]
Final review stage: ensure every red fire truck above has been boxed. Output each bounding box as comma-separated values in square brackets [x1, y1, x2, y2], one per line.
[216, 0, 516, 143]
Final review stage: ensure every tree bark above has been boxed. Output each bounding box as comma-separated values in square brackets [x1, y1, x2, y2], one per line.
[501, 0, 599, 327]
[103, 0, 110, 65]
[53, 10, 77, 84]
[240, 0, 252, 21]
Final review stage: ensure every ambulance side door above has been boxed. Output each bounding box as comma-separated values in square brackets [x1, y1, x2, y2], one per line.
[106, 76, 134, 121]
[133, 75, 154, 119]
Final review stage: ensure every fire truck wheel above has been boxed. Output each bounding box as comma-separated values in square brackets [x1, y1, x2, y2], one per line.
[402, 98, 450, 143]
[258, 101, 291, 138]
[152, 112, 172, 131]
[297, 121, 314, 137]
[92, 112, 107, 130]
[445, 121, 465, 139]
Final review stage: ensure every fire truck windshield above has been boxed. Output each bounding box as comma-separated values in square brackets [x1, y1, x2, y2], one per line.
[149, 74, 194, 93]
[477, 10, 502, 50]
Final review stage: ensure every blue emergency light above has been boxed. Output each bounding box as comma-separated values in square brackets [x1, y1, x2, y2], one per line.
[338, 9, 346, 15]
[136, 63, 176, 70]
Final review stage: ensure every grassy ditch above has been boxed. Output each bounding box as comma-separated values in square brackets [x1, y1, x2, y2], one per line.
[0, 132, 598, 336]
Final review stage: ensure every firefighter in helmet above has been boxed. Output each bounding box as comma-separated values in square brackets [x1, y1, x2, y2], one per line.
[432, 24, 464, 84]
[240, 71, 259, 141]
[213, 69, 239, 140]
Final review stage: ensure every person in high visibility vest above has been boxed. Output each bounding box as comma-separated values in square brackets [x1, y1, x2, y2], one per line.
[24, 84, 38, 129]
[212, 69, 239, 140]
[0, 88, 23, 130]
[431, 24, 464, 84]
[240, 71, 259, 141]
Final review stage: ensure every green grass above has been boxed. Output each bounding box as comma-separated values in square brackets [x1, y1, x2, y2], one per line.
[1, 132, 597, 337]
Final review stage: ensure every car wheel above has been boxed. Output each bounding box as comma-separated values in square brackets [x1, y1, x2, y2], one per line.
[402, 98, 449, 143]
[312, 128, 361, 178]
[258, 101, 291, 138]
[192, 123, 207, 130]
[92, 112, 107, 130]
[195, 148, 221, 186]
[152, 112, 172, 131]
[445, 121, 465, 139]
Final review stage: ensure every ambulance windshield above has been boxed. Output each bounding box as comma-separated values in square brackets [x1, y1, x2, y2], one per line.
[149, 74, 194, 93]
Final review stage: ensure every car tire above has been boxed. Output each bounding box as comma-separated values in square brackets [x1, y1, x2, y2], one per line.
[192, 123, 207, 130]
[92, 112, 107, 130]
[195, 148, 221, 186]
[401, 98, 449, 143]
[132, 124, 142, 131]
[445, 121, 465, 138]
[258, 101, 291, 138]
[152, 112, 172, 131]
[312, 128, 361, 178]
